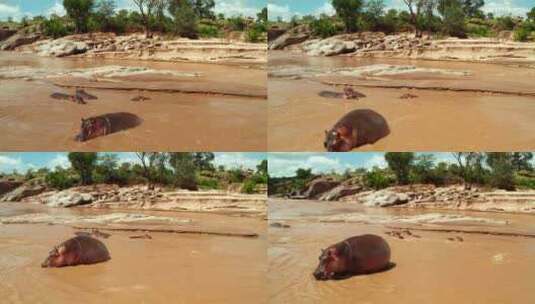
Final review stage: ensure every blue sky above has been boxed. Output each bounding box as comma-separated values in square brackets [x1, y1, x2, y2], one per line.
[268, 152, 458, 177]
[0, 152, 266, 174]
[0, 0, 266, 20]
[268, 0, 534, 21]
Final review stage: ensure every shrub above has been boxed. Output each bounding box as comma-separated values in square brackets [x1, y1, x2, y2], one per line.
[198, 177, 219, 190]
[241, 179, 257, 194]
[246, 28, 262, 42]
[365, 169, 394, 190]
[310, 16, 338, 38]
[199, 24, 220, 38]
[43, 16, 72, 38]
[45, 170, 77, 190]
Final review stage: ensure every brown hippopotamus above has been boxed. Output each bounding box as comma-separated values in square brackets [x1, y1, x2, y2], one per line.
[76, 89, 98, 100]
[41, 235, 111, 268]
[50, 92, 86, 104]
[76, 112, 142, 142]
[318, 86, 366, 100]
[324, 109, 390, 152]
[313, 234, 392, 280]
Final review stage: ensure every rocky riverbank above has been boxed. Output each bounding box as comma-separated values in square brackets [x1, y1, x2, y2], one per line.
[1, 30, 266, 65]
[0, 182, 267, 216]
[269, 27, 535, 65]
[279, 176, 535, 214]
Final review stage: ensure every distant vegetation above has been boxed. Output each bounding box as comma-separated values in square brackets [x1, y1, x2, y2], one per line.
[269, 0, 535, 41]
[2, 153, 267, 194]
[0, 0, 267, 42]
[268, 152, 535, 196]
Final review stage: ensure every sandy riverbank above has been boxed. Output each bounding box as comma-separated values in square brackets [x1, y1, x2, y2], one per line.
[0, 52, 267, 151]
[268, 52, 535, 151]
[0, 203, 266, 303]
[268, 199, 535, 303]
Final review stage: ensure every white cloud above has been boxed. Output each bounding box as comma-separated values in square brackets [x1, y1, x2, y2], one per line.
[0, 2, 22, 20]
[215, 0, 261, 18]
[0, 155, 21, 166]
[267, 3, 296, 21]
[47, 0, 66, 17]
[0, 155, 36, 173]
[47, 154, 70, 169]
[313, 2, 335, 17]
[482, 0, 529, 16]
[214, 153, 263, 170]
[268, 153, 351, 177]
[365, 154, 387, 169]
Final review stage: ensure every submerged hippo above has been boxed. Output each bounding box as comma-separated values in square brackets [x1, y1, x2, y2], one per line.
[324, 109, 390, 152]
[50, 92, 86, 104]
[313, 234, 392, 281]
[41, 235, 111, 268]
[76, 89, 98, 100]
[76, 112, 142, 142]
[318, 86, 366, 100]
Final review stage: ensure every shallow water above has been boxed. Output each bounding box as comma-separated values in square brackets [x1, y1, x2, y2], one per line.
[268, 51, 535, 151]
[0, 52, 267, 151]
[268, 199, 535, 303]
[0, 203, 266, 303]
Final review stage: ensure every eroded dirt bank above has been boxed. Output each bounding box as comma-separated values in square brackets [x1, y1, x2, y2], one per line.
[0, 203, 267, 304]
[268, 52, 535, 151]
[268, 199, 535, 303]
[0, 52, 267, 151]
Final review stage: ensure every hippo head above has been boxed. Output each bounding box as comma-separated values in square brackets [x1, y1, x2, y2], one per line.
[76, 118, 93, 142]
[343, 86, 355, 99]
[41, 245, 72, 268]
[313, 245, 349, 280]
[324, 125, 354, 152]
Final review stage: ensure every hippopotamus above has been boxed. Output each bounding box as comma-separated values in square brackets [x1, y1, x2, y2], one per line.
[313, 234, 392, 280]
[41, 235, 111, 268]
[318, 86, 366, 100]
[76, 112, 142, 142]
[324, 109, 390, 152]
[50, 92, 86, 104]
[76, 89, 98, 100]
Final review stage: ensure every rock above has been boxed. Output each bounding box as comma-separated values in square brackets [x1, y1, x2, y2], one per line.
[35, 39, 89, 57]
[318, 184, 363, 201]
[0, 32, 41, 50]
[0, 28, 17, 42]
[302, 39, 356, 56]
[269, 25, 310, 50]
[361, 190, 409, 207]
[0, 184, 46, 202]
[45, 190, 93, 207]
[268, 27, 287, 42]
[0, 180, 23, 196]
[302, 178, 340, 199]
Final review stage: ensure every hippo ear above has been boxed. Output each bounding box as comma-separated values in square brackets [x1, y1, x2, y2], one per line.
[57, 245, 67, 255]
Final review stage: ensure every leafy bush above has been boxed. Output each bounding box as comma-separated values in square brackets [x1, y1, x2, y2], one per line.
[241, 179, 257, 194]
[199, 24, 220, 37]
[246, 28, 262, 42]
[198, 177, 219, 190]
[45, 170, 77, 190]
[43, 16, 72, 38]
[365, 169, 394, 190]
[515, 176, 535, 189]
[310, 16, 338, 38]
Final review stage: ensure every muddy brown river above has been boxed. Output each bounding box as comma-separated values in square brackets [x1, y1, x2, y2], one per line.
[0, 203, 266, 303]
[268, 51, 535, 151]
[268, 199, 535, 303]
[0, 52, 266, 151]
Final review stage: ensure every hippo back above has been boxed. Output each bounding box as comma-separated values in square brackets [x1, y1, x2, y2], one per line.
[345, 234, 390, 274]
[101, 112, 142, 134]
[66, 236, 110, 265]
[338, 109, 390, 147]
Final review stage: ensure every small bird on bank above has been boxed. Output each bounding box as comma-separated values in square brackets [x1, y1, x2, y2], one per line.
[50, 88, 98, 104]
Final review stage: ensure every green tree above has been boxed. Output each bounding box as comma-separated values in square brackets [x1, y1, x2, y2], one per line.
[63, 0, 95, 33]
[68, 152, 98, 185]
[93, 0, 116, 32]
[295, 168, 313, 180]
[461, 0, 484, 18]
[438, 0, 466, 37]
[385, 152, 415, 185]
[486, 153, 515, 191]
[190, 0, 215, 19]
[452, 152, 485, 189]
[257, 7, 267, 23]
[528, 7, 535, 22]
[94, 154, 119, 184]
[511, 152, 533, 171]
[132, 0, 162, 38]
[168, 152, 198, 190]
[46, 167, 77, 190]
[43, 15, 72, 38]
[256, 159, 268, 177]
[193, 152, 215, 171]
[169, 0, 199, 38]
[311, 14, 338, 38]
[332, 0, 364, 32]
